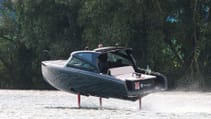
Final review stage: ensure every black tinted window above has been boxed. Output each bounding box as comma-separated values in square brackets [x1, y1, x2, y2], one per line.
[78, 53, 94, 63]
[107, 51, 132, 67]
[67, 57, 96, 72]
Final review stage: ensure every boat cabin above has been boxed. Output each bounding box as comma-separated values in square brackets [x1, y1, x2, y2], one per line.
[65, 47, 137, 75]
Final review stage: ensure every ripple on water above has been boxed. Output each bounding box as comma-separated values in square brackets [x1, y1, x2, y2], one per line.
[0, 90, 211, 119]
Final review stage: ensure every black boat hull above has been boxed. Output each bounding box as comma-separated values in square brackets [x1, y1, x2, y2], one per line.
[42, 62, 167, 101]
[41, 63, 134, 100]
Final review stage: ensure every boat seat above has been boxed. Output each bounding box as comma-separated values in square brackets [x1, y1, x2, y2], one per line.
[108, 66, 156, 81]
[108, 66, 135, 76]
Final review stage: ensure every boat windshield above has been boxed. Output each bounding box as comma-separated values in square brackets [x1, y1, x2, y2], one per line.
[98, 49, 133, 73]
[107, 50, 133, 67]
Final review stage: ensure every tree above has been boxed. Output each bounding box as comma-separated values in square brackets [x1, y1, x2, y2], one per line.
[0, 0, 210, 89]
[0, 0, 82, 88]
[0, 0, 33, 88]
[14, 0, 82, 88]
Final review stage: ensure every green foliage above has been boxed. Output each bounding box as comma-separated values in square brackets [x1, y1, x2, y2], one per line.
[0, 0, 210, 89]
[14, 0, 83, 88]
[78, 0, 138, 48]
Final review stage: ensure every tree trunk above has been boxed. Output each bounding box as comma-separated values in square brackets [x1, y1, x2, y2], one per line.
[15, 43, 34, 89]
[180, 0, 205, 89]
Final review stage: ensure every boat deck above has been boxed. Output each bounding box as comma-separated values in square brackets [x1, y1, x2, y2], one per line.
[108, 66, 156, 81]
[42, 60, 67, 67]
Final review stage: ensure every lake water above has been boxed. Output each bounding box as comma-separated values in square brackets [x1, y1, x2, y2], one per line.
[0, 90, 211, 119]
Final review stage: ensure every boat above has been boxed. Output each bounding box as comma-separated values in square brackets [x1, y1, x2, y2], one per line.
[41, 47, 167, 102]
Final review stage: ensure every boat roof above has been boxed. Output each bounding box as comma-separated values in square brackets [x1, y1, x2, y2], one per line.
[93, 46, 132, 53]
[70, 46, 132, 56]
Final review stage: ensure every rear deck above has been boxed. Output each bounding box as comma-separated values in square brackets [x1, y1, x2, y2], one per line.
[42, 60, 67, 67]
[108, 66, 156, 81]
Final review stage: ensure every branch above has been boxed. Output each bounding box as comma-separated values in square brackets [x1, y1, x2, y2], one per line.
[152, 0, 164, 19]
[155, 0, 163, 15]
[169, 41, 184, 64]
[0, 54, 16, 82]
[0, 55, 11, 72]
[0, 35, 15, 43]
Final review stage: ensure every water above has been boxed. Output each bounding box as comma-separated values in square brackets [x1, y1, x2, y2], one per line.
[0, 90, 211, 119]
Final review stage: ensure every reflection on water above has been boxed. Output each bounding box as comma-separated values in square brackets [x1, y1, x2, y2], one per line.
[0, 90, 211, 119]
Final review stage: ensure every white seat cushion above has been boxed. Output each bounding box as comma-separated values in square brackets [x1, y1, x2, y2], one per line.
[109, 66, 135, 76]
[109, 66, 156, 81]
